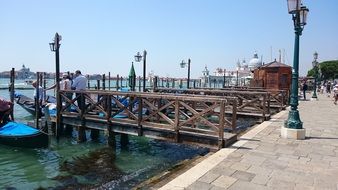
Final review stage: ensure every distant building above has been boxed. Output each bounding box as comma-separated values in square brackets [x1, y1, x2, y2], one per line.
[17, 64, 34, 79]
[200, 52, 262, 87]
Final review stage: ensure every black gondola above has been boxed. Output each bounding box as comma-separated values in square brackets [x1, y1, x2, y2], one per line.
[0, 122, 48, 148]
[15, 93, 56, 116]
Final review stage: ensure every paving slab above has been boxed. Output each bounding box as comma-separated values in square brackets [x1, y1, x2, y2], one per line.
[158, 94, 338, 190]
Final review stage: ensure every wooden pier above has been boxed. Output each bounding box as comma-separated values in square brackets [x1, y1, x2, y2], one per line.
[50, 90, 239, 150]
[155, 88, 273, 122]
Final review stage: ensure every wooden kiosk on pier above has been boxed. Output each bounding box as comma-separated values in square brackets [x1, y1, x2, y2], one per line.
[251, 60, 292, 92]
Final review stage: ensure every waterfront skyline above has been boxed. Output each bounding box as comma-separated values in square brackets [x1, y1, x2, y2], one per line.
[1, 0, 337, 78]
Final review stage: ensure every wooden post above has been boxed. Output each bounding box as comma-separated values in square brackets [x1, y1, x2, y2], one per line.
[232, 99, 237, 133]
[138, 76, 141, 92]
[106, 95, 116, 147]
[96, 79, 100, 90]
[78, 93, 87, 142]
[174, 98, 180, 142]
[9, 68, 15, 121]
[102, 74, 106, 90]
[120, 76, 123, 88]
[116, 74, 120, 91]
[120, 134, 129, 147]
[90, 129, 100, 141]
[108, 124, 116, 147]
[262, 94, 267, 122]
[35, 72, 41, 129]
[108, 72, 111, 90]
[153, 76, 158, 92]
[87, 78, 91, 89]
[137, 97, 143, 136]
[43, 72, 47, 102]
[218, 100, 225, 149]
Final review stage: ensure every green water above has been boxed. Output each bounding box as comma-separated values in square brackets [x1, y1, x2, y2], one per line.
[0, 79, 209, 189]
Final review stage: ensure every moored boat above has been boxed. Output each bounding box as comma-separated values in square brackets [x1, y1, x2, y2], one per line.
[15, 93, 56, 116]
[0, 121, 48, 148]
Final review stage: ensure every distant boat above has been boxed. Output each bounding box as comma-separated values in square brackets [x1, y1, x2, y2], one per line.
[0, 121, 48, 148]
[24, 79, 34, 85]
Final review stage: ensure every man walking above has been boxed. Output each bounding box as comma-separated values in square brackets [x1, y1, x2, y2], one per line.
[302, 81, 308, 100]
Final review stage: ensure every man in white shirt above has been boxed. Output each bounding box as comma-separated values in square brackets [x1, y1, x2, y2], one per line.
[72, 70, 87, 90]
[71, 70, 88, 110]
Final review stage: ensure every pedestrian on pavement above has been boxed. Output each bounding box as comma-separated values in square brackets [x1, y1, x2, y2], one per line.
[302, 81, 308, 100]
[333, 84, 338, 105]
[326, 81, 332, 97]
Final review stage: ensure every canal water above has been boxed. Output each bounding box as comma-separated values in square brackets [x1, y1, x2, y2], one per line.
[0, 78, 258, 189]
[0, 79, 210, 189]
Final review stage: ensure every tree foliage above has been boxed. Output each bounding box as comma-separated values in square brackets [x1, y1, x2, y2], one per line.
[320, 60, 338, 80]
[307, 60, 338, 80]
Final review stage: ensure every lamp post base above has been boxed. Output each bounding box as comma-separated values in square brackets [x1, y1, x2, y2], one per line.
[284, 109, 303, 129]
[281, 126, 306, 140]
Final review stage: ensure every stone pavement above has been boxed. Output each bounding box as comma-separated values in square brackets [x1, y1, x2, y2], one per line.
[159, 93, 338, 190]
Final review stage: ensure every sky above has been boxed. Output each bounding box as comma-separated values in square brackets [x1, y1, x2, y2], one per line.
[0, 0, 337, 78]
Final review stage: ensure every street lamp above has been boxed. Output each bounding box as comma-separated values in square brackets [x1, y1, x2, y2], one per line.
[134, 50, 147, 92]
[312, 52, 318, 99]
[283, 0, 309, 137]
[180, 59, 191, 89]
[49, 32, 62, 140]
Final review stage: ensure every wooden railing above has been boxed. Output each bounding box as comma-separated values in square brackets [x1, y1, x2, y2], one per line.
[154, 88, 271, 121]
[56, 90, 238, 149]
[194, 87, 289, 111]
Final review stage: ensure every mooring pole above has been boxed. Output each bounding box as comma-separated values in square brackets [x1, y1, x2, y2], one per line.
[102, 74, 106, 90]
[9, 68, 15, 121]
[35, 72, 41, 129]
[108, 72, 111, 90]
[138, 76, 141, 92]
[120, 76, 123, 88]
[116, 74, 120, 91]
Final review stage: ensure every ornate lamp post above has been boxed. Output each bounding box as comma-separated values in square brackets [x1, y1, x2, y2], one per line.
[283, 0, 309, 139]
[312, 52, 318, 99]
[134, 50, 147, 92]
[49, 33, 62, 140]
[180, 59, 191, 89]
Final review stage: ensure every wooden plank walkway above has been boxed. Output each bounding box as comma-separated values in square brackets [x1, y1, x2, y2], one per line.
[50, 90, 239, 150]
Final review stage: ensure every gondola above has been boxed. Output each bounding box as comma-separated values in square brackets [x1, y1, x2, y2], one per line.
[0, 121, 48, 148]
[15, 93, 56, 116]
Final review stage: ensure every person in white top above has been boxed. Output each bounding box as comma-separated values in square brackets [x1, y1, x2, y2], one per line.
[46, 73, 72, 91]
[71, 70, 88, 110]
[45, 73, 73, 110]
[333, 84, 338, 105]
[32, 81, 44, 104]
